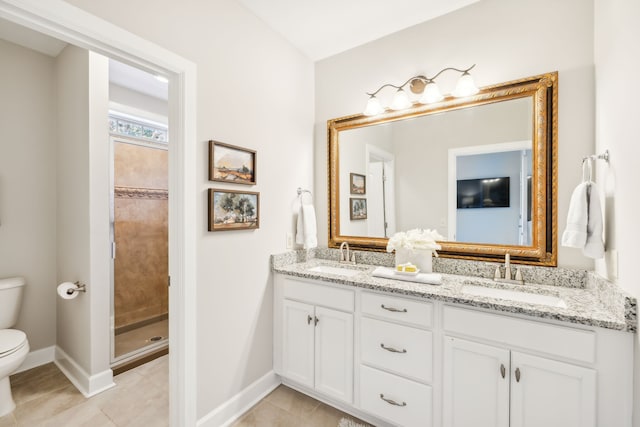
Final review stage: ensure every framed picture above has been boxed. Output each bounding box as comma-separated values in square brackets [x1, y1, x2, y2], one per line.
[208, 189, 260, 231]
[350, 173, 366, 194]
[349, 198, 367, 220]
[209, 140, 257, 185]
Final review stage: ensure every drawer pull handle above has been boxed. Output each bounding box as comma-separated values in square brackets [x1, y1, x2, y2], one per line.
[307, 315, 312, 325]
[381, 304, 407, 313]
[380, 394, 406, 407]
[515, 367, 521, 382]
[380, 343, 407, 354]
[500, 364, 506, 379]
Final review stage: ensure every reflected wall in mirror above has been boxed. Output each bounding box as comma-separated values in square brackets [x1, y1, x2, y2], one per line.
[328, 72, 558, 266]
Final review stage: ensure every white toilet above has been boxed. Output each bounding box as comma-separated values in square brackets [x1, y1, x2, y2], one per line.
[0, 277, 29, 417]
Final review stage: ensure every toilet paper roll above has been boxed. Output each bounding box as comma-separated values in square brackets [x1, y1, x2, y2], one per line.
[57, 282, 79, 300]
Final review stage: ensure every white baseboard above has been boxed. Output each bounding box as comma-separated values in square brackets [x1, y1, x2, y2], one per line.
[197, 370, 280, 427]
[54, 346, 115, 398]
[14, 345, 56, 374]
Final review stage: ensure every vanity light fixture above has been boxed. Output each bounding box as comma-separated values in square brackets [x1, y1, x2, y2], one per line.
[363, 64, 478, 116]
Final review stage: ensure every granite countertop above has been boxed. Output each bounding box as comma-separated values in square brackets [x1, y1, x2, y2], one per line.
[272, 255, 637, 333]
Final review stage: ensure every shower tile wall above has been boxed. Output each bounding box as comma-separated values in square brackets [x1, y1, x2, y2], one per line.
[114, 142, 168, 331]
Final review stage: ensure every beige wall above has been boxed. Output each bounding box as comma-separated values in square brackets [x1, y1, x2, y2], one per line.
[64, 0, 315, 417]
[0, 39, 57, 351]
[315, 0, 595, 269]
[113, 142, 168, 330]
[109, 83, 168, 120]
[594, 1, 640, 425]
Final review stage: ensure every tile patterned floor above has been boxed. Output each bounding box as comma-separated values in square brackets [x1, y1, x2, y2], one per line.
[0, 356, 370, 427]
[115, 319, 169, 358]
[0, 355, 168, 427]
[231, 386, 372, 427]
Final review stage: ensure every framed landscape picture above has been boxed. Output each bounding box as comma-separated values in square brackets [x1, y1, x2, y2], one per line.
[350, 173, 366, 194]
[208, 189, 260, 231]
[349, 198, 367, 220]
[209, 140, 257, 185]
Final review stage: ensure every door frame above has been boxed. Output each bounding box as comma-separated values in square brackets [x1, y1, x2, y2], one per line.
[365, 144, 395, 237]
[0, 1, 198, 425]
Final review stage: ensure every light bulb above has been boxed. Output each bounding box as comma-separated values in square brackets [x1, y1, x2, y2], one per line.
[390, 88, 412, 110]
[363, 96, 384, 116]
[452, 72, 479, 98]
[419, 82, 444, 104]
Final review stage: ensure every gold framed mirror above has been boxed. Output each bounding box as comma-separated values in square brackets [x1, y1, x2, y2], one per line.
[328, 72, 558, 266]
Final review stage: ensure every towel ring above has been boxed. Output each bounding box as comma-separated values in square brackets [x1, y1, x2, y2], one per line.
[297, 187, 313, 204]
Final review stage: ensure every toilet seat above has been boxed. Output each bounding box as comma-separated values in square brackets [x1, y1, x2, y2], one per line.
[0, 330, 27, 358]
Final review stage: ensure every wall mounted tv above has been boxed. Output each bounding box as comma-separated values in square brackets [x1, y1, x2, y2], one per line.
[457, 177, 510, 209]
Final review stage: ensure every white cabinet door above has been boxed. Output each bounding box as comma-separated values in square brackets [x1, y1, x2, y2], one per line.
[443, 336, 510, 427]
[510, 351, 596, 427]
[282, 299, 315, 389]
[315, 306, 354, 403]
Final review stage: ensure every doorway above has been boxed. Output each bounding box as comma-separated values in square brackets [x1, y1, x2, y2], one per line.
[0, 2, 198, 425]
[366, 144, 396, 238]
[108, 60, 170, 368]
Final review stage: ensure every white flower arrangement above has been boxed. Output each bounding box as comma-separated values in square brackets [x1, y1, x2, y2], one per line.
[386, 228, 444, 255]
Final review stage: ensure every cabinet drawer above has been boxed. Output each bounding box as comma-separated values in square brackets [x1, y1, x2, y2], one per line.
[360, 365, 432, 427]
[443, 305, 596, 364]
[361, 317, 432, 383]
[361, 292, 432, 328]
[283, 278, 354, 312]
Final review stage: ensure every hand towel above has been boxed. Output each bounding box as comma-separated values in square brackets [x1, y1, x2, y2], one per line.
[296, 204, 318, 249]
[372, 266, 442, 285]
[583, 182, 604, 259]
[561, 182, 589, 248]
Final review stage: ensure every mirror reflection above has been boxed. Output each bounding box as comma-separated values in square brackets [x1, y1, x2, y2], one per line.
[339, 97, 533, 246]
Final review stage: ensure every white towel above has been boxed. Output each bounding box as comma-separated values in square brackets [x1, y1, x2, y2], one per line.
[583, 183, 604, 259]
[296, 204, 317, 249]
[561, 181, 605, 259]
[561, 182, 589, 248]
[372, 266, 442, 285]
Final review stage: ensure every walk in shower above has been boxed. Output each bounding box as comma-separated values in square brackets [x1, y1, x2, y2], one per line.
[110, 113, 169, 365]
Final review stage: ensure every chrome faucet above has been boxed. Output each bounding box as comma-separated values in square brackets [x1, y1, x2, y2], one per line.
[493, 253, 524, 285]
[339, 242, 356, 265]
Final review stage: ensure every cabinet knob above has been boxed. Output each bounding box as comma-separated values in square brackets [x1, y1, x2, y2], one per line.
[500, 364, 506, 379]
[381, 304, 407, 313]
[380, 343, 407, 354]
[307, 315, 312, 325]
[314, 316, 319, 326]
[515, 367, 521, 382]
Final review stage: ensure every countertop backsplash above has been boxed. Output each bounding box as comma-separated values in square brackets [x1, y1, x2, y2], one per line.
[275, 248, 587, 288]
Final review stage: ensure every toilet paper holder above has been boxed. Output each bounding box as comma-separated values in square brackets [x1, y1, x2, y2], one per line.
[67, 281, 87, 295]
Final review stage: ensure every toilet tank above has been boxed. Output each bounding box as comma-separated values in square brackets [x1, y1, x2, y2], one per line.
[0, 277, 25, 329]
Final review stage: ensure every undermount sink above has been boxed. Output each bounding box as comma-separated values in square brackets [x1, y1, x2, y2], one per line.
[462, 284, 567, 309]
[307, 265, 362, 277]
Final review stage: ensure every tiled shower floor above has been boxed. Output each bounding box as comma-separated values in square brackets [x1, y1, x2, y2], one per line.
[114, 319, 168, 358]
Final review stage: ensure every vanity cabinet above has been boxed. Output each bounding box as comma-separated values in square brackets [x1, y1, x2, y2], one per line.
[358, 292, 434, 427]
[273, 271, 633, 427]
[278, 278, 354, 404]
[443, 306, 597, 427]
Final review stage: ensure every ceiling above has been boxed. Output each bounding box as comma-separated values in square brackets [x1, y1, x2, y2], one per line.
[237, 0, 480, 60]
[1, 1, 480, 97]
[109, 60, 168, 101]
